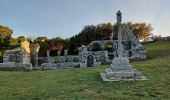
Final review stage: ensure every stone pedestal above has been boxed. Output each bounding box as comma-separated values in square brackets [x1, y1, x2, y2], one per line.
[100, 57, 147, 81]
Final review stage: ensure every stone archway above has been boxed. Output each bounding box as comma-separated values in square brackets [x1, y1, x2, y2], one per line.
[87, 55, 94, 67]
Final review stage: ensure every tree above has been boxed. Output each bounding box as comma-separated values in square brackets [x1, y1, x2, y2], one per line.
[125, 22, 152, 40]
[17, 36, 25, 42]
[48, 37, 66, 56]
[38, 40, 49, 57]
[68, 23, 113, 54]
[36, 36, 48, 42]
[0, 24, 13, 47]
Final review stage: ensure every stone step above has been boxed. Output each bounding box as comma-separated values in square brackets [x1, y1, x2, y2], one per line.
[114, 70, 135, 78]
[111, 65, 133, 70]
[105, 68, 115, 78]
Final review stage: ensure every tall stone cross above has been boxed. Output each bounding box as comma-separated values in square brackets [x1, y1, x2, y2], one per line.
[116, 10, 122, 26]
[116, 10, 123, 58]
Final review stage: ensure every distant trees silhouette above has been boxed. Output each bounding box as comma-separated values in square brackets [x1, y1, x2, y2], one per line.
[68, 22, 152, 54]
[68, 23, 113, 54]
[0, 22, 153, 57]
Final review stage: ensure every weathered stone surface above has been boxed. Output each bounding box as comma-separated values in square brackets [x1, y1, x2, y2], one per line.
[80, 63, 87, 68]
[94, 62, 101, 67]
[41, 62, 80, 70]
[29, 43, 40, 69]
[0, 63, 32, 70]
[0, 40, 33, 71]
[3, 48, 30, 64]
[21, 40, 30, 53]
[78, 45, 107, 67]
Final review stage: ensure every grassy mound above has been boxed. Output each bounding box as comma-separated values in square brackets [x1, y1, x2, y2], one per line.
[0, 41, 170, 100]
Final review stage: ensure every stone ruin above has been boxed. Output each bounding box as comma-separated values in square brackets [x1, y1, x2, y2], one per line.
[0, 40, 40, 70]
[78, 45, 102, 67]
[41, 49, 82, 70]
[0, 11, 147, 71]
[0, 40, 32, 70]
[79, 28, 146, 63]
[40, 10, 146, 70]
[100, 10, 147, 81]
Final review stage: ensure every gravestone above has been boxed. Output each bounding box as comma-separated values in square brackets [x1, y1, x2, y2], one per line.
[100, 10, 147, 81]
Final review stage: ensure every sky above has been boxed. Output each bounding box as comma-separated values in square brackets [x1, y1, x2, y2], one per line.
[0, 0, 170, 39]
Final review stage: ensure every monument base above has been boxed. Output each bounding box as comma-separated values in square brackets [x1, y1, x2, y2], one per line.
[100, 57, 148, 81]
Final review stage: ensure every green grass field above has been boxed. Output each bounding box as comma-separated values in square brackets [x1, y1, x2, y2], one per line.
[0, 41, 170, 100]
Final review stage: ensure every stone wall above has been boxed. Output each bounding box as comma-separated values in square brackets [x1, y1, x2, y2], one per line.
[41, 62, 80, 70]
[0, 63, 32, 71]
[84, 39, 146, 61]
[39, 55, 79, 64]
[41, 62, 101, 70]
[0, 40, 33, 71]
[3, 48, 30, 64]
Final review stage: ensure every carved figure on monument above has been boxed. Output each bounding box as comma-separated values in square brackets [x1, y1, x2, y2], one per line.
[116, 10, 122, 25]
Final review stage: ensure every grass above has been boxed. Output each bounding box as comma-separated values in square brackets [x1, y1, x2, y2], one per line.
[0, 41, 170, 100]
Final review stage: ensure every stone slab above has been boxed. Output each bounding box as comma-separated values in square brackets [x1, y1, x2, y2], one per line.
[100, 72, 148, 82]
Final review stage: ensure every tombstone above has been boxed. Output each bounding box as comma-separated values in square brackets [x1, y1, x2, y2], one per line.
[29, 42, 40, 69]
[100, 10, 147, 81]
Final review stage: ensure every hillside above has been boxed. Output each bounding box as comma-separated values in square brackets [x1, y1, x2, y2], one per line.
[0, 41, 170, 100]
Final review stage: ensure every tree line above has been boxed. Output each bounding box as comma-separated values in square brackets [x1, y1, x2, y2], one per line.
[0, 22, 152, 59]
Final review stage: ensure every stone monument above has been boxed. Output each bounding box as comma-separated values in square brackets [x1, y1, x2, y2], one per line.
[100, 10, 147, 81]
[47, 50, 52, 63]
[64, 49, 68, 62]
[29, 42, 40, 69]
